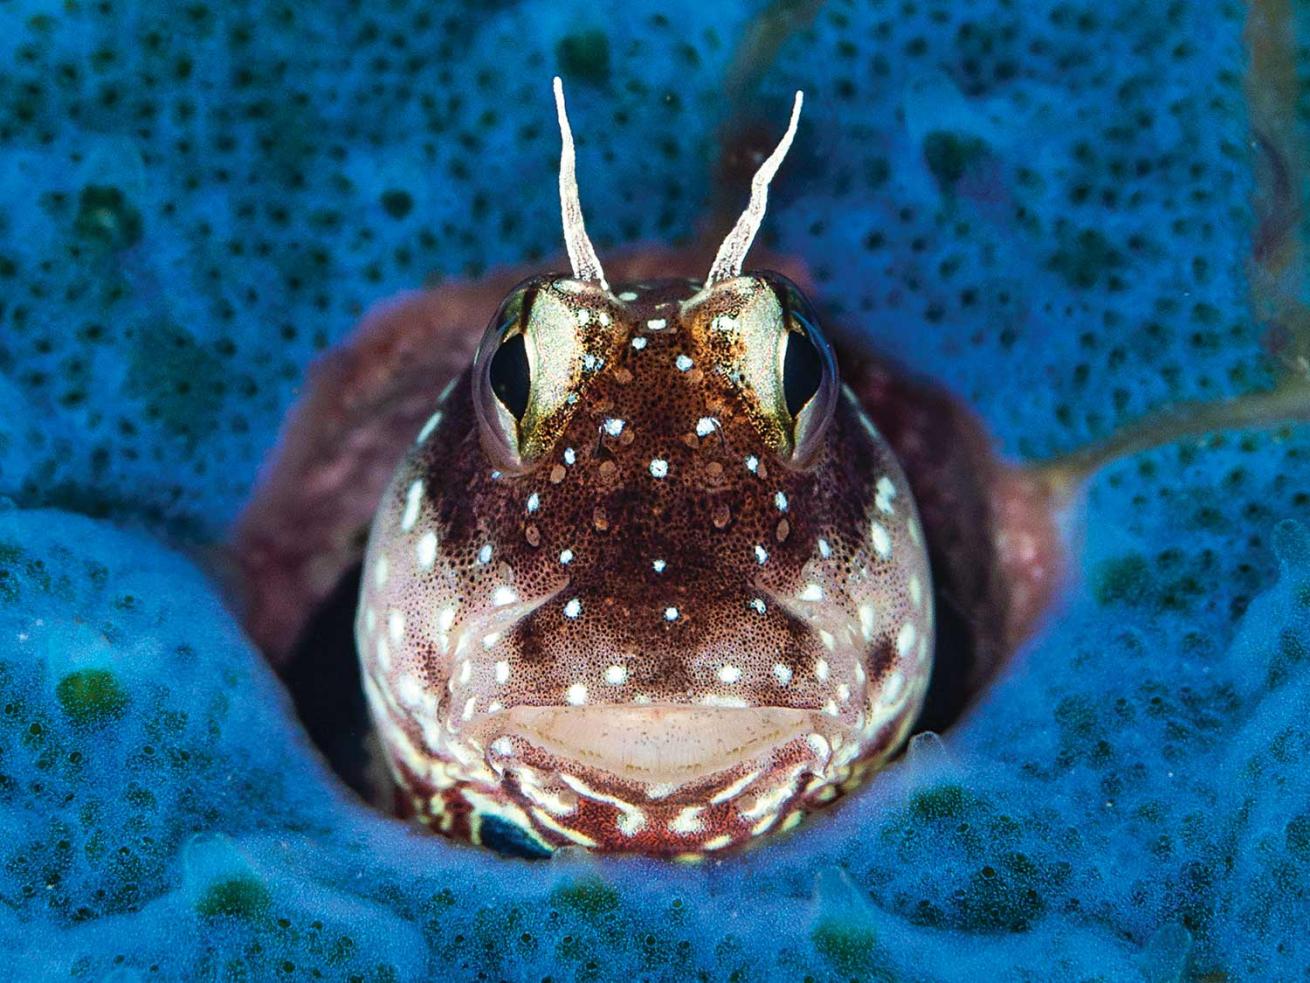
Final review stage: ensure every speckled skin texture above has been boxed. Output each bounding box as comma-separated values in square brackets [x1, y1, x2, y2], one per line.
[357, 274, 932, 854]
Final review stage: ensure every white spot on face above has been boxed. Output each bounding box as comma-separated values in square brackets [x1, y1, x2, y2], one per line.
[881, 669, 906, 706]
[364, 606, 377, 635]
[876, 476, 897, 514]
[597, 311, 611, 327]
[649, 458, 669, 478]
[674, 354, 693, 372]
[664, 606, 680, 622]
[717, 664, 742, 684]
[374, 555, 389, 587]
[603, 417, 626, 436]
[652, 559, 666, 573]
[775, 491, 789, 512]
[563, 597, 582, 619]
[818, 537, 832, 558]
[559, 548, 574, 565]
[745, 455, 760, 473]
[566, 683, 588, 705]
[909, 574, 923, 609]
[564, 447, 577, 465]
[416, 412, 442, 444]
[416, 532, 437, 570]
[859, 603, 877, 641]
[695, 417, 719, 437]
[700, 693, 749, 708]
[631, 336, 648, 350]
[526, 492, 540, 513]
[799, 582, 824, 602]
[647, 318, 667, 331]
[754, 545, 769, 565]
[462, 696, 476, 721]
[773, 663, 793, 685]
[897, 622, 917, 657]
[575, 308, 591, 326]
[615, 808, 648, 837]
[494, 660, 510, 684]
[815, 657, 830, 682]
[477, 543, 493, 564]
[437, 605, 456, 633]
[604, 664, 628, 685]
[749, 597, 767, 614]
[582, 353, 601, 372]
[491, 585, 518, 607]
[482, 632, 501, 650]
[871, 521, 892, 559]
[397, 674, 424, 708]
[712, 315, 738, 332]
[819, 629, 835, 650]
[375, 636, 390, 671]
[619, 290, 639, 301]
[387, 609, 405, 644]
[458, 659, 472, 684]
[669, 806, 704, 835]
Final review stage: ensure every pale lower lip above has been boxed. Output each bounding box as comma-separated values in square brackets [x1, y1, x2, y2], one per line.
[466, 704, 838, 787]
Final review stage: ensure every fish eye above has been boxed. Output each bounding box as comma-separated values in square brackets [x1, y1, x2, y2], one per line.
[782, 318, 824, 416]
[489, 331, 531, 421]
[472, 275, 615, 470]
[472, 277, 541, 469]
[764, 273, 838, 466]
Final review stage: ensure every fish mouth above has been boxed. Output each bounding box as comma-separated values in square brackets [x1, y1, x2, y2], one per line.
[466, 704, 837, 789]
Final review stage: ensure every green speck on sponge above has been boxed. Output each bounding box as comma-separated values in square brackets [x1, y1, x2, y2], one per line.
[909, 782, 968, 821]
[556, 29, 611, 85]
[55, 669, 129, 725]
[0, 541, 22, 602]
[196, 874, 273, 920]
[922, 130, 989, 190]
[74, 185, 143, 250]
[550, 877, 620, 921]
[811, 920, 879, 978]
[1287, 814, 1310, 860]
[1093, 553, 1151, 605]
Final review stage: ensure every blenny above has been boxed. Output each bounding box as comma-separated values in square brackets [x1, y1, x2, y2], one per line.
[352, 80, 934, 856]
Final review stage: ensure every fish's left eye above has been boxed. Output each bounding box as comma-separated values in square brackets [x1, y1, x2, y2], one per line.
[472, 276, 542, 469]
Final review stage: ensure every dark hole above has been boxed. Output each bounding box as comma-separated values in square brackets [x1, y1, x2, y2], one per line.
[782, 329, 823, 416]
[489, 332, 531, 419]
[279, 563, 376, 801]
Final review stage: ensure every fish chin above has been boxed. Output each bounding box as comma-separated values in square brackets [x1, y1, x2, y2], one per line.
[466, 704, 842, 795]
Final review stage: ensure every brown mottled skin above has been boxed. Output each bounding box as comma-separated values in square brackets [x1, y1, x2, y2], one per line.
[352, 270, 933, 855]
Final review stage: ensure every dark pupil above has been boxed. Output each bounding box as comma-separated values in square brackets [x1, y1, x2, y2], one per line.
[490, 332, 531, 420]
[782, 326, 823, 416]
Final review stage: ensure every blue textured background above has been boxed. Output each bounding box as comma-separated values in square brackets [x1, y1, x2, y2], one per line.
[1, 1, 1308, 979]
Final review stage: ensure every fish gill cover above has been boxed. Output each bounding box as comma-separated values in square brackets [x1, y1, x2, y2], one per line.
[0, 0, 1308, 980]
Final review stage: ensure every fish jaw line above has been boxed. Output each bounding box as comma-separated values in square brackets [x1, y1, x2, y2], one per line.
[465, 704, 841, 791]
